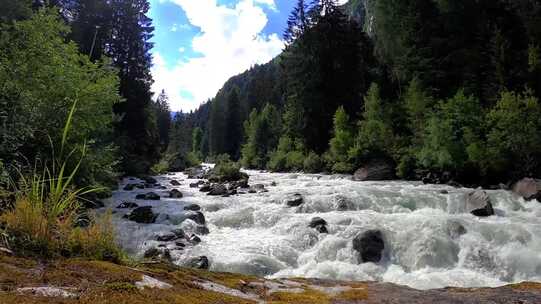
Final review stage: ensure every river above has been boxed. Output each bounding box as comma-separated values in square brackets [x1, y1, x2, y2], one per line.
[105, 167, 541, 290]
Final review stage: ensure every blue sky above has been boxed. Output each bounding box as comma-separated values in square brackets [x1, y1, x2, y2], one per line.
[148, 0, 297, 112]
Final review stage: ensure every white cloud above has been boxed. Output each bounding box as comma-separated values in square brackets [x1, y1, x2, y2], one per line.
[151, 0, 283, 112]
[178, 47, 185, 53]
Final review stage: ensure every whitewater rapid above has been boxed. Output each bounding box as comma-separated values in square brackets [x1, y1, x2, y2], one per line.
[106, 169, 541, 290]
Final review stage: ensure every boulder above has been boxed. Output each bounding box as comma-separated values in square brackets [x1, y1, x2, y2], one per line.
[187, 256, 209, 270]
[465, 190, 494, 217]
[184, 204, 201, 211]
[208, 184, 227, 196]
[353, 230, 385, 263]
[284, 193, 304, 207]
[170, 180, 181, 186]
[116, 202, 139, 209]
[123, 184, 136, 191]
[171, 228, 186, 239]
[135, 184, 145, 189]
[156, 233, 178, 242]
[186, 211, 206, 225]
[309, 217, 329, 234]
[189, 235, 202, 244]
[144, 247, 160, 259]
[334, 195, 352, 211]
[353, 158, 395, 181]
[125, 206, 158, 224]
[169, 189, 183, 198]
[199, 184, 211, 192]
[190, 181, 205, 188]
[513, 178, 541, 201]
[143, 176, 158, 184]
[135, 192, 161, 201]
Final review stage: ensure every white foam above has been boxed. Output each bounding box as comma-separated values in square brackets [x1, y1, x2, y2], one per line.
[108, 168, 541, 290]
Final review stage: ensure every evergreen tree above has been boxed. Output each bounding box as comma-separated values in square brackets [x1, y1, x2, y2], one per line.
[284, 0, 309, 45]
[109, 0, 159, 174]
[350, 83, 394, 162]
[224, 87, 242, 160]
[154, 90, 171, 152]
[241, 104, 281, 169]
[327, 106, 354, 173]
[208, 99, 225, 157]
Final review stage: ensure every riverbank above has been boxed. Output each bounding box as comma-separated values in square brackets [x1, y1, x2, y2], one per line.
[1, 251, 541, 304]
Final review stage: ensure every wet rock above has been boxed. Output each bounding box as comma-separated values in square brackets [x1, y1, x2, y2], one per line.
[188, 256, 209, 270]
[440, 190, 449, 194]
[208, 184, 227, 196]
[184, 204, 201, 211]
[135, 184, 145, 189]
[123, 184, 137, 191]
[447, 221, 467, 239]
[199, 184, 212, 192]
[169, 189, 183, 198]
[156, 233, 178, 242]
[186, 211, 206, 225]
[157, 186, 167, 190]
[162, 249, 172, 261]
[175, 242, 186, 248]
[170, 180, 181, 186]
[190, 181, 205, 188]
[513, 178, 541, 201]
[171, 228, 186, 239]
[144, 247, 160, 259]
[466, 190, 494, 217]
[195, 225, 210, 235]
[334, 195, 352, 211]
[125, 206, 158, 224]
[353, 230, 385, 263]
[270, 181, 277, 186]
[284, 193, 304, 207]
[189, 235, 201, 244]
[143, 176, 158, 184]
[135, 192, 161, 200]
[353, 157, 395, 181]
[116, 202, 139, 209]
[447, 180, 463, 188]
[308, 217, 327, 228]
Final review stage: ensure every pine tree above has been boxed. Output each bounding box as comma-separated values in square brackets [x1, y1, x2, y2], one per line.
[327, 106, 354, 173]
[154, 90, 171, 152]
[284, 0, 309, 45]
[224, 87, 242, 159]
[109, 0, 159, 174]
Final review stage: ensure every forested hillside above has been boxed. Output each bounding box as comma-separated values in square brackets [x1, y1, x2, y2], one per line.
[185, 0, 541, 186]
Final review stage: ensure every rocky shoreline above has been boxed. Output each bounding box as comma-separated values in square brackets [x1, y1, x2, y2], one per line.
[1, 251, 541, 303]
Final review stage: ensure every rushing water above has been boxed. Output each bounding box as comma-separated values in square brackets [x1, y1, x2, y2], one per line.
[106, 167, 541, 290]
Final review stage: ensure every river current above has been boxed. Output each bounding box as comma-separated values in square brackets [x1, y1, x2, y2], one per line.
[106, 167, 541, 290]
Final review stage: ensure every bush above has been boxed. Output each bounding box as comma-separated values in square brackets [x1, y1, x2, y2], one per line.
[286, 151, 305, 171]
[332, 162, 354, 174]
[150, 159, 169, 175]
[267, 150, 287, 172]
[210, 154, 244, 182]
[303, 152, 323, 173]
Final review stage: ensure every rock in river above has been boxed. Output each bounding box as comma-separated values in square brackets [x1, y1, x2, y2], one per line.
[465, 190, 494, 217]
[169, 189, 183, 198]
[353, 230, 385, 263]
[284, 193, 304, 207]
[116, 202, 139, 209]
[125, 206, 158, 224]
[353, 157, 395, 181]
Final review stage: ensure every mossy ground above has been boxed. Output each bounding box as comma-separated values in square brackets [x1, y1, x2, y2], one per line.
[1, 252, 540, 304]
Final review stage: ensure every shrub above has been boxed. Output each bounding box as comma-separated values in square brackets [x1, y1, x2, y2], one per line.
[303, 152, 323, 173]
[0, 100, 123, 261]
[332, 162, 354, 174]
[267, 150, 287, 172]
[210, 154, 244, 182]
[150, 159, 169, 175]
